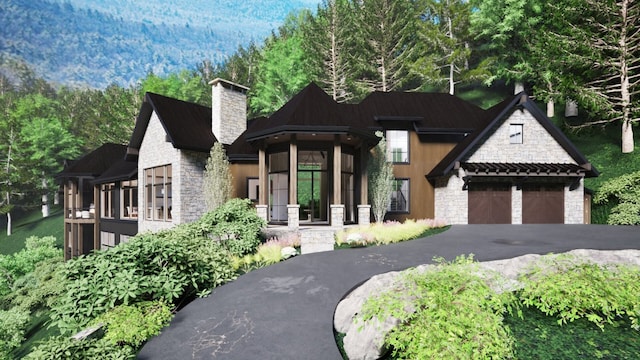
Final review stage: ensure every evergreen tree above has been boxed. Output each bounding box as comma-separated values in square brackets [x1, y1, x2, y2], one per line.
[368, 132, 394, 223]
[203, 142, 233, 212]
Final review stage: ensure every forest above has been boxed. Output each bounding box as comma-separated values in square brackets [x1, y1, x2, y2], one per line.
[1, 0, 639, 234]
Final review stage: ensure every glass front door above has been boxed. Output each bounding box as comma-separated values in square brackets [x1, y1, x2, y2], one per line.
[298, 150, 328, 222]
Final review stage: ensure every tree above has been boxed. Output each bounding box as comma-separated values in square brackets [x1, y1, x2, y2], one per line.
[413, 0, 490, 94]
[552, 0, 640, 153]
[353, 0, 417, 93]
[140, 70, 209, 106]
[203, 142, 233, 212]
[368, 132, 394, 223]
[302, 0, 357, 102]
[594, 170, 640, 225]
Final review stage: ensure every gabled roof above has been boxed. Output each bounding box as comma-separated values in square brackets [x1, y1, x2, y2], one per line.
[426, 93, 599, 180]
[92, 158, 137, 184]
[127, 92, 214, 159]
[245, 83, 378, 141]
[57, 143, 128, 179]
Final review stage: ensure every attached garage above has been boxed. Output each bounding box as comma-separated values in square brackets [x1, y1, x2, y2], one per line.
[522, 184, 564, 223]
[468, 183, 512, 224]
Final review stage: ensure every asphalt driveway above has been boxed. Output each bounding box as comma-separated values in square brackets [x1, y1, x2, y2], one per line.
[137, 224, 640, 360]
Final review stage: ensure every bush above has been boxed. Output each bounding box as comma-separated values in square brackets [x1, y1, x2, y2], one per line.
[198, 198, 266, 257]
[0, 236, 61, 296]
[0, 307, 30, 359]
[335, 219, 448, 247]
[24, 336, 135, 360]
[360, 255, 516, 359]
[91, 301, 172, 347]
[50, 231, 236, 334]
[594, 170, 640, 225]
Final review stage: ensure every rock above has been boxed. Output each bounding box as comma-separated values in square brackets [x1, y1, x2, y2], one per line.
[334, 250, 640, 360]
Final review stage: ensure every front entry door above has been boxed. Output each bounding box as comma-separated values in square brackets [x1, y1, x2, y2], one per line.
[298, 150, 328, 222]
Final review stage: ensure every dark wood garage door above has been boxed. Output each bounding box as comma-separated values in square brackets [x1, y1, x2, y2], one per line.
[468, 183, 512, 224]
[522, 184, 564, 224]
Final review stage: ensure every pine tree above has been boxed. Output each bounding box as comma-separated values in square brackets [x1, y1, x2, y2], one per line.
[203, 142, 233, 212]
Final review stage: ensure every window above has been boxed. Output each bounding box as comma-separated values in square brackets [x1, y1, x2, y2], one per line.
[100, 183, 115, 218]
[247, 178, 259, 202]
[120, 180, 138, 220]
[145, 165, 172, 221]
[509, 124, 523, 144]
[100, 231, 116, 250]
[388, 179, 409, 212]
[386, 130, 409, 163]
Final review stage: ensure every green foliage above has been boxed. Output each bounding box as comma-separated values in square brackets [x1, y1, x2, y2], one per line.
[518, 255, 640, 330]
[2, 257, 65, 313]
[335, 219, 449, 247]
[50, 229, 236, 334]
[199, 198, 266, 257]
[360, 255, 517, 359]
[24, 336, 135, 360]
[593, 170, 640, 225]
[141, 70, 210, 106]
[91, 301, 172, 347]
[367, 132, 394, 223]
[0, 236, 61, 296]
[203, 142, 234, 212]
[0, 206, 64, 255]
[0, 307, 30, 359]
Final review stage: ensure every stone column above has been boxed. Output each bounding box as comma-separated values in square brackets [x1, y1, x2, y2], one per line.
[331, 204, 344, 228]
[287, 204, 300, 229]
[256, 205, 268, 223]
[357, 204, 371, 226]
[511, 185, 522, 224]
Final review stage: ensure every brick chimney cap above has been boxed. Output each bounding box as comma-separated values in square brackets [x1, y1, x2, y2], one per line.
[209, 78, 249, 93]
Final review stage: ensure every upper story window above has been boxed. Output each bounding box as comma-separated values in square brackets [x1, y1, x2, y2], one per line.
[386, 130, 409, 163]
[509, 124, 523, 144]
[145, 165, 172, 222]
[121, 180, 138, 220]
[100, 183, 115, 219]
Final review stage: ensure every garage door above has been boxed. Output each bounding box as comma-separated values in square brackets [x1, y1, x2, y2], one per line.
[468, 183, 512, 224]
[522, 184, 564, 224]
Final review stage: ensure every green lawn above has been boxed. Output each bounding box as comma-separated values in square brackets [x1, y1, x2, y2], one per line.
[0, 205, 64, 255]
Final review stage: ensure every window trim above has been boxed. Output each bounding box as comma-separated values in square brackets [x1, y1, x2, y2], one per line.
[100, 183, 116, 219]
[120, 179, 138, 220]
[388, 178, 410, 213]
[509, 123, 523, 144]
[386, 130, 410, 164]
[144, 165, 172, 222]
[247, 177, 259, 202]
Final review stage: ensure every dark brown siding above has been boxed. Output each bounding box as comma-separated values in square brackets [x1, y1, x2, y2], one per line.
[387, 132, 457, 222]
[522, 184, 564, 224]
[468, 183, 512, 224]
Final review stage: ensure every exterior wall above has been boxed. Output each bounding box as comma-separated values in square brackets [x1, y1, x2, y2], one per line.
[179, 150, 209, 224]
[565, 180, 584, 224]
[138, 112, 181, 233]
[511, 185, 523, 224]
[230, 163, 259, 199]
[467, 108, 574, 164]
[387, 132, 457, 222]
[433, 169, 468, 224]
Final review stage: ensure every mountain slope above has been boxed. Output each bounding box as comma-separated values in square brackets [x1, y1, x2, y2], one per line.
[0, 0, 318, 88]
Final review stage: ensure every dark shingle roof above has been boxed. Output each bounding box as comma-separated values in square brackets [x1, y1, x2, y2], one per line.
[127, 93, 215, 158]
[57, 143, 127, 179]
[92, 158, 137, 184]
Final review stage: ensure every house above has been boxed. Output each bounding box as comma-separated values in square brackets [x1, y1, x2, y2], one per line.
[60, 79, 597, 258]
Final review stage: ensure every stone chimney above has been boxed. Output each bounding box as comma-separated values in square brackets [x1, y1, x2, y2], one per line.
[209, 78, 249, 145]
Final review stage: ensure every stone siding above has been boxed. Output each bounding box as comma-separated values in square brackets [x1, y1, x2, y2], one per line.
[211, 81, 247, 145]
[179, 150, 208, 224]
[433, 169, 468, 224]
[565, 180, 584, 224]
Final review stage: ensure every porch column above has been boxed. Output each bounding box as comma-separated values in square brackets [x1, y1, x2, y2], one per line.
[358, 145, 370, 225]
[288, 136, 299, 229]
[256, 148, 268, 222]
[331, 135, 344, 227]
[93, 186, 100, 251]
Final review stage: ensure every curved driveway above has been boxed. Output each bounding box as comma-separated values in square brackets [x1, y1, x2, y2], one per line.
[138, 225, 639, 360]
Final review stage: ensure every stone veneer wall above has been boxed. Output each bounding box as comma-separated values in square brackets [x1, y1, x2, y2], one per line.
[211, 81, 247, 145]
[138, 112, 180, 233]
[433, 169, 468, 224]
[179, 150, 208, 224]
[565, 180, 584, 224]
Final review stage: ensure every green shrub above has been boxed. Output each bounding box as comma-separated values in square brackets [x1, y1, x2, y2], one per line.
[198, 198, 266, 257]
[360, 255, 517, 359]
[91, 300, 172, 347]
[335, 219, 448, 247]
[518, 255, 640, 330]
[50, 231, 236, 334]
[594, 170, 640, 225]
[0, 236, 61, 296]
[3, 257, 65, 312]
[0, 307, 30, 359]
[24, 336, 135, 360]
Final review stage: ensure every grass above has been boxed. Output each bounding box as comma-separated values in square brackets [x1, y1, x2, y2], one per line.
[0, 205, 64, 255]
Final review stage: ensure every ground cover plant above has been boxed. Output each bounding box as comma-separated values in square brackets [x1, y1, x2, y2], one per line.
[355, 254, 640, 359]
[335, 218, 449, 248]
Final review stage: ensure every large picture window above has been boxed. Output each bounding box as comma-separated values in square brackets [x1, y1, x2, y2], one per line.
[145, 165, 172, 221]
[121, 179, 138, 220]
[100, 183, 115, 218]
[388, 179, 409, 213]
[386, 130, 409, 163]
